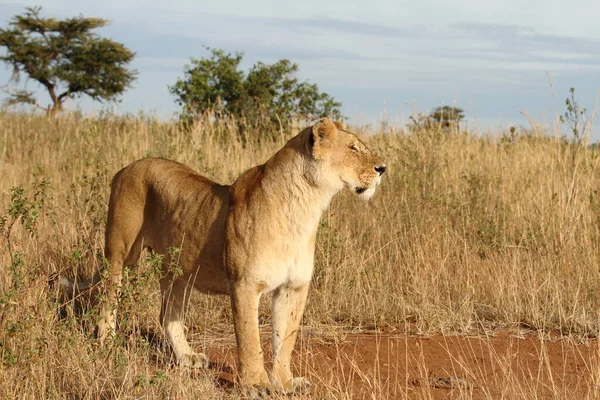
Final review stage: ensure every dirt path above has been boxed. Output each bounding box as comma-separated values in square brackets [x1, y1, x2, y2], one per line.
[198, 328, 598, 399]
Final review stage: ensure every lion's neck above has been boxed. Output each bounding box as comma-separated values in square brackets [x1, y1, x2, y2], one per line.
[261, 147, 339, 227]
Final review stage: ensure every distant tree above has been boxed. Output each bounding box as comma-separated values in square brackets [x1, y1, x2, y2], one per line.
[429, 106, 465, 131]
[409, 106, 465, 133]
[0, 7, 137, 114]
[169, 47, 342, 125]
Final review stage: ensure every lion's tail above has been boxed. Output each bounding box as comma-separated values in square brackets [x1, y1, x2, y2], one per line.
[51, 272, 102, 294]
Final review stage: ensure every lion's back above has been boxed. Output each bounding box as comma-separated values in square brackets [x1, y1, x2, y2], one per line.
[109, 157, 230, 247]
[111, 158, 227, 203]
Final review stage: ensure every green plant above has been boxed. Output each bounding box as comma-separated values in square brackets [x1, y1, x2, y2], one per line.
[0, 180, 51, 310]
[560, 88, 589, 144]
[0, 180, 51, 259]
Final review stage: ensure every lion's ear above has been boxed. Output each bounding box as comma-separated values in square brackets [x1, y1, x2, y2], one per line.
[333, 120, 346, 130]
[310, 118, 338, 159]
[312, 118, 338, 144]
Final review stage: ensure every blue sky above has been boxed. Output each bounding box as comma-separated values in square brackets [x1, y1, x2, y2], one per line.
[1, 0, 599, 134]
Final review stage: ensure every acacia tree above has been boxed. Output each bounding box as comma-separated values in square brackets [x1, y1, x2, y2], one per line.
[169, 48, 342, 125]
[0, 7, 137, 114]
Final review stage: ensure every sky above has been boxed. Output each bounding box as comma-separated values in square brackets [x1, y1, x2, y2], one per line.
[0, 0, 599, 134]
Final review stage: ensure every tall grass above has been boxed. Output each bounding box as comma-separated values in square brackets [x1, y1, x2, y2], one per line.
[1, 110, 599, 398]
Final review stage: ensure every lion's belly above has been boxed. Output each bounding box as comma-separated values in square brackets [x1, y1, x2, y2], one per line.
[149, 223, 230, 295]
[184, 242, 230, 295]
[191, 262, 230, 295]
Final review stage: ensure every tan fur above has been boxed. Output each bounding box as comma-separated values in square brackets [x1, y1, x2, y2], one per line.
[59, 118, 385, 395]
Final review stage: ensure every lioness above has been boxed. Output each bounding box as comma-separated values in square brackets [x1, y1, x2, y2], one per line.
[60, 118, 385, 395]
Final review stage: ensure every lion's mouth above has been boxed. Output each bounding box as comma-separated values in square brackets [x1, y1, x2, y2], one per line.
[355, 187, 367, 194]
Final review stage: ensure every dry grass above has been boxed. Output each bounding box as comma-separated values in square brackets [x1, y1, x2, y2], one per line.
[1, 110, 599, 398]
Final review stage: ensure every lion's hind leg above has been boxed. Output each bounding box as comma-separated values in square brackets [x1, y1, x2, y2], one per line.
[98, 180, 147, 343]
[160, 277, 209, 368]
[97, 229, 145, 343]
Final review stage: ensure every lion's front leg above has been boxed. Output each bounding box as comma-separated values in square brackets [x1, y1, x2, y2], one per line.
[231, 281, 272, 394]
[270, 283, 312, 394]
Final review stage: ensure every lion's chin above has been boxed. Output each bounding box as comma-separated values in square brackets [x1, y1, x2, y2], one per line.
[354, 185, 377, 201]
[350, 176, 381, 201]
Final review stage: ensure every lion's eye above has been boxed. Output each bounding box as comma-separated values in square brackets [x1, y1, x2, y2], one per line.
[350, 145, 359, 152]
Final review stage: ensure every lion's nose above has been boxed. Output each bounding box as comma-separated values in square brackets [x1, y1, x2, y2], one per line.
[375, 165, 386, 175]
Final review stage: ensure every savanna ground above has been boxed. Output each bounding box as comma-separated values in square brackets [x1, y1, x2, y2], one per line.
[1, 109, 600, 399]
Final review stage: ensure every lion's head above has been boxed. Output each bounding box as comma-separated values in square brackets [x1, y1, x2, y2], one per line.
[309, 118, 386, 200]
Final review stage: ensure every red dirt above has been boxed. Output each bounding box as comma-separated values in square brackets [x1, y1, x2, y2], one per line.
[200, 328, 598, 399]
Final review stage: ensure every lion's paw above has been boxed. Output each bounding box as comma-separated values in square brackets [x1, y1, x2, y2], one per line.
[243, 382, 275, 399]
[178, 352, 209, 369]
[289, 377, 312, 394]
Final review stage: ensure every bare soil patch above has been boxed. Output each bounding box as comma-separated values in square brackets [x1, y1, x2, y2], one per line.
[199, 328, 598, 399]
